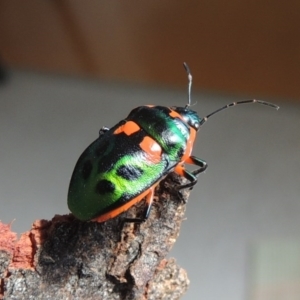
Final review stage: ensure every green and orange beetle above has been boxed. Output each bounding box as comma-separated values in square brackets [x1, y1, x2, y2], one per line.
[68, 63, 279, 223]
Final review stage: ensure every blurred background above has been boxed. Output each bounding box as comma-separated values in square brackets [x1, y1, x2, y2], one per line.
[0, 1, 299, 299]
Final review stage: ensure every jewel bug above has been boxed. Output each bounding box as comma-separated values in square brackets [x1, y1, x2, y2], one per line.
[68, 63, 279, 223]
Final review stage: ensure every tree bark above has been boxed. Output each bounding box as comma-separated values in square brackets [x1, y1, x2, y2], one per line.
[0, 174, 190, 300]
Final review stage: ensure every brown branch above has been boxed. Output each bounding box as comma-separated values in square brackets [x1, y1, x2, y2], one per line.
[0, 174, 190, 300]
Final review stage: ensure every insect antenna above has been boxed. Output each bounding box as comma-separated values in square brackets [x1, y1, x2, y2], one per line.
[199, 99, 280, 126]
[183, 62, 192, 108]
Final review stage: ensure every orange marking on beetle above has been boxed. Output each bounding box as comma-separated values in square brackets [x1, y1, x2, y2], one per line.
[174, 128, 197, 176]
[184, 156, 194, 164]
[92, 184, 158, 223]
[139, 136, 162, 162]
[181, 127, 196, 162]
[169, 109, 185, 121]
[174, 164, 185, 176]
[169, 109, 180, 119]
[113, 121, 140, 136]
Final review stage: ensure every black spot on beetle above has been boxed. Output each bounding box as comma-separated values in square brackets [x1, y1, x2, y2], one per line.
[177, 146, 184, 159]
[95, 142, 108, 157]
[96, 180, 115, 194]
[116, 165, 143, 180]
[82, 160, 93, 180]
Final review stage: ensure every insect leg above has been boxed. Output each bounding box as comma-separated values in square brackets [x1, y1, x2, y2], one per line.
[174, 156, 207, 190]
[186, 156, 207, 176]
[124, 186, 155, 223]
[175, 165, 198, 190]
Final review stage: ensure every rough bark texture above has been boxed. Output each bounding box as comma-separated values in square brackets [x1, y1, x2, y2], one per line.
[0, 174, 190, 300]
